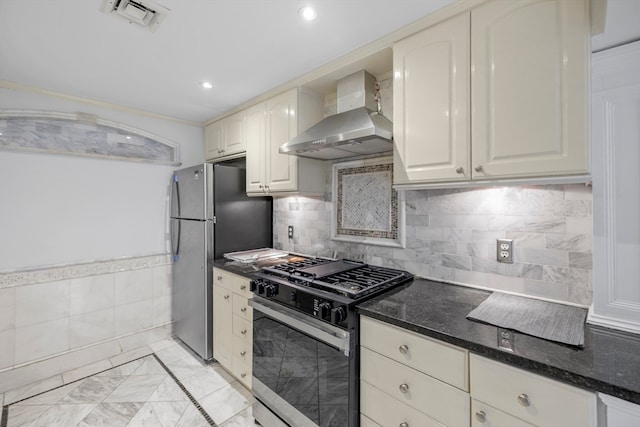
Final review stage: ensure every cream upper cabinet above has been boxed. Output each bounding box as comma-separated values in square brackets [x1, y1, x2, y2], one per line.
[204, 120, 224, 161]
[245, 88, 326, 196]
[204, 110, 247, 161]
[471, 0, 589, 179]
[246, 102, 268, 194]
[394, 12, 471, 184]
[394, 0, 590, 185]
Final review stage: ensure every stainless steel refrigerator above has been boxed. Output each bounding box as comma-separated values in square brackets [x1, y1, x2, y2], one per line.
[170, 162, 272, 361]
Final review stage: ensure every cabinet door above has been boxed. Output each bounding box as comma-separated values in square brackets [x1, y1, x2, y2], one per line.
[266, 89, 299, 193]
[471, 0, 589, 179]
[223, 110, 246, 156]
[204, 121, 223, 160]
[213, 284, 233, 369]
[246, 102, 267, 194]
[393, 12, 470, 184]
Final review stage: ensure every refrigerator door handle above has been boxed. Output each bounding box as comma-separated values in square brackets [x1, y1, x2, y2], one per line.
[171, 219, 181, 262]
[170, 173, 180, 218]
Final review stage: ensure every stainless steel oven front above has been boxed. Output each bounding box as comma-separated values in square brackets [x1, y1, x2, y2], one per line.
[249, 296, 357, 427]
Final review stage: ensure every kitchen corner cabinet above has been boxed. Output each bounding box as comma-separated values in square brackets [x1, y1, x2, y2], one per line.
[212, 268, 252, 389]
[246, 88, 326, 197]
[205, 110, 247, 161]
[470, 354, 597, 427]
[394, 0, 590, 186]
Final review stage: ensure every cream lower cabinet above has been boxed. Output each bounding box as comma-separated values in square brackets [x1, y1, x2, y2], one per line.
[360, 316, 470, 427]
[204, 110, 246, 161]
[470, 354, 598, 427]
[394, 0, 590, 185]
[212, 268, 252, 389]
[245, 88, 326, 196]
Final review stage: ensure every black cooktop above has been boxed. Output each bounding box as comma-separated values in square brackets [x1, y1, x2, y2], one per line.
[260, 257, 414, 300]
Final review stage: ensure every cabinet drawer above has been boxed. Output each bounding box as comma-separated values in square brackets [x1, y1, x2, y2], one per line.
[213, 268, 237, 291]
[232, 334, 251, 364]
[360, 414, 381, 427]
[361, 346, 469, 427]
[233, 277, 252, 298]
[471, 399, 534, 427]
[360, 316, 468, 390]
[232, 314, 252, 343]
[232, 356, 252, 389]
[360, 381, 445, 427]
[232, 295, 252, 321]
[470, 354, 597, 427]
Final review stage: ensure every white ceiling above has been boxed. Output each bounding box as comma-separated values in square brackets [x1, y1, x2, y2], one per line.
[1, 1, 638, 126]
[0, 0, 456, 124]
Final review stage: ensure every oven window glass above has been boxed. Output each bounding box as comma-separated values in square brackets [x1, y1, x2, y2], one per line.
[253, 312, 349, 426]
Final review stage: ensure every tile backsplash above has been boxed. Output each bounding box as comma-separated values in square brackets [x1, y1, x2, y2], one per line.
[274, 181, 593, 306]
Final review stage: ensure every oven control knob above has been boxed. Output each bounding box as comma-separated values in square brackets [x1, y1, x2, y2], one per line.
[330, 306, 346, 324]
[249, 280, 259, 292]
[256, 282, 266, 295]
[289, 292, 297, 302]
[265, 284, 278, 298]
[318, 302, 331, 319]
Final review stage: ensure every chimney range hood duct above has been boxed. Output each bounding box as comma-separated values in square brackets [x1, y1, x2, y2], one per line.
[279, 70, 393, 160]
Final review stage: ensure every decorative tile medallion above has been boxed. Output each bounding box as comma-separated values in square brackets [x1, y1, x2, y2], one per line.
[333, 157, 404, 247]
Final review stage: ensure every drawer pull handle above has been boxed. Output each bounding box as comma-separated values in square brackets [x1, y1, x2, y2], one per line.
[224, 295, 230, 300]
[240, 285, 247, 290]
[241, 329, 247, 335]
[399, 383, 409, 394]
[475, 410, 486, 423]
[399, 423, 409, 427]
[456, 166, 464, 175]
[241, 307, 247, 312]
[240, 350, 246, 356]
[241, 373, 246, 378]
[217, 276, 223, 281]
[475, 165, 484, 173]
[517, 393, 530, 407]
[399, 344, 409, 355]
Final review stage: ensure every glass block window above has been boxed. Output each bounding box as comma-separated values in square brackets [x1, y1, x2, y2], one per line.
[0, 111, 180, 165]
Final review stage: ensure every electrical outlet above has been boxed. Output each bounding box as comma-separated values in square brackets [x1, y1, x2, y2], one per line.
[498, 328, 514, 352]
[288, 225, 294, 239]
[496, 238, 513, 263]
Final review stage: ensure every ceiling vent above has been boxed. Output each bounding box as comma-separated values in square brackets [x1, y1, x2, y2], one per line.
[101, 0, 169, 32]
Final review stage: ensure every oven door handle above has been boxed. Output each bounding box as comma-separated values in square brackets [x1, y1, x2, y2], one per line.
[249, 297, 351, 356]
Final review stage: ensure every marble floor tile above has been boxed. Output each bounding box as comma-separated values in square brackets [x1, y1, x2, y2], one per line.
[62, 359, 113, 384]
[103, 373, 167, 403]
[60, 375, 126, 403]
[21, 403, 96, 427]
[77, 402, 143, 427]
[109, 345, 153, 366]
[198, 381, 254, 425]
[126, 401, 189, 427]
[6, 404, 53, 427]
[2, 338, 258, 427]
[175, 404, 212, 427]
[12, 382, 80, 406]
[4, 376, 63, 405]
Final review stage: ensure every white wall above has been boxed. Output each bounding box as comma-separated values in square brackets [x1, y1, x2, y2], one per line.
[0, 88, 204, 271]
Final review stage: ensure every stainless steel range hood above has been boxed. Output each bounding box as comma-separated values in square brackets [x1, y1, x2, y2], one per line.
[279, 70, 393, 160]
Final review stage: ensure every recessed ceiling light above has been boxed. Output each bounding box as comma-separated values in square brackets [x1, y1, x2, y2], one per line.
[126, 136, 132, 140]
[298, 6, 317, 21]
[202, 81, 213, 89]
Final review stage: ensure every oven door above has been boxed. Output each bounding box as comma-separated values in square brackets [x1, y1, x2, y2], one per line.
[249, 296, 354, 427]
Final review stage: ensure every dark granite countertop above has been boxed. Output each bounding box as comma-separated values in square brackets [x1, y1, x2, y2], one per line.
[357, 278, 640, 405]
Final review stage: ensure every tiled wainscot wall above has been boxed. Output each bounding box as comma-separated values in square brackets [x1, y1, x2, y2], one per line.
[0, 255, 172, 393]
[274, 180, 593, 306]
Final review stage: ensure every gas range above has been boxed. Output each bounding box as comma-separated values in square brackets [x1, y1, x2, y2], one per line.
[249, 255, 413, 330]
